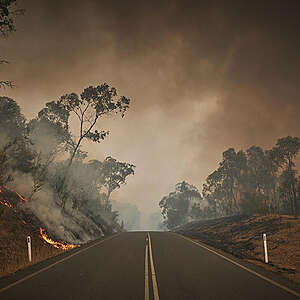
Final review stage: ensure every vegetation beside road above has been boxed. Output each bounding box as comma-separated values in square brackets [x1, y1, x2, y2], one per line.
[0, 204, 62, 278]
[160, 136, 300, 230]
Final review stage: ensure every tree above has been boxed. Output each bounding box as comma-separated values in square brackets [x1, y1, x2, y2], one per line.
[202, 138, 300, 217]
[39, 84, 130, 168]
[38, 83, 130, 206]
[0, 0, 24, 36]
[203, 148, 247, 216]
[274, 136, 300, 215]
[89, 157, 135, 210]
[0, 97, 33, 184]
[244, 146, 278, 213]
[0, 96, 26, 140]
[26, 116, 72, 199]
[1, 0, 25, 88]
[159, 181, 202, 229]
[0, 142, 13, 185]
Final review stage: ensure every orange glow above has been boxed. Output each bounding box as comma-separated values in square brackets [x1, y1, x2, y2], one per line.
[0, 188, 13, 208]
[39, 228, 80, 250]
[4, 186, 27, 202]
[0, 200, 13, 208]
[14, 191, 27, 202]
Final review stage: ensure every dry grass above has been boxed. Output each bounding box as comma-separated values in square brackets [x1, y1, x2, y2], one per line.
[177, 214, 300, 284]
[0, 205, 63, 278]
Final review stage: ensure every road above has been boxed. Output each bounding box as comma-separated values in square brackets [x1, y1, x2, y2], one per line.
[0, 231, 299, 299]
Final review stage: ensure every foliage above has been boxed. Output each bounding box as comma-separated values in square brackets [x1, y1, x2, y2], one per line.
[89, 157, 135, 210]
[0, 88, 134, 237]
[159, 181, 202, 229]
[201, 136, 300, 218]
[0, 0, 24, 88]
[160, 136, 300, 227]
[37, 83, 131, 207]
[0, 97, 34, 184]
[39, 83, 130, 168]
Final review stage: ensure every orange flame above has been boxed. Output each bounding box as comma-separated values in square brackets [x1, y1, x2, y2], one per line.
[3, 186, 27, 202]
[0, 200, 13, 208]
[0, 188, 13, 208]
[39, 228, 80, 250]
[14, 190, 27, 202]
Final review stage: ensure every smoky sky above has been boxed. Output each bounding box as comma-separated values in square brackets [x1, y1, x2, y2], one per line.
[1, 0, 300, 228]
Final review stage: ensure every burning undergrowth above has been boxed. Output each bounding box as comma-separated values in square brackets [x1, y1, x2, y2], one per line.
[39, 228, 79, 250]
[0, 186, 81, 250]
[0, 94, 134, 259]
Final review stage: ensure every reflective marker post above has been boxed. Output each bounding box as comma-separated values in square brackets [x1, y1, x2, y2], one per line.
[27, 236, 32, 262]
[263, 233, 268, 263]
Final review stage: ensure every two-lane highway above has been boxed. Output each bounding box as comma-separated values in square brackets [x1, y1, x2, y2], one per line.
[1, 232, 299, 299]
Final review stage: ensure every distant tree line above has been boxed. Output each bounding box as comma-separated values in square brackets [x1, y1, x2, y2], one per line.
[160, 137, 300, 229]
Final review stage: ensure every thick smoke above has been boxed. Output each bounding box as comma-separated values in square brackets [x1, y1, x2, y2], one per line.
[111, 200, 140, 231]
[1, 0, 300, 218]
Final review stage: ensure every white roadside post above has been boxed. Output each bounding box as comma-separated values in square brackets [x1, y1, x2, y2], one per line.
[263, 233, 268, 264]
[27, 236, 32, 262]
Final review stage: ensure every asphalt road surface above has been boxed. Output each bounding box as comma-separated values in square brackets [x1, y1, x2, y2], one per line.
[1, 231, 300, 300]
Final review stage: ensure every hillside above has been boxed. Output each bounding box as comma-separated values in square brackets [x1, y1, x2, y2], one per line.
[0, 203, 63, 277]
[0, 186, 81, 278]
[176, 214, 300, 284]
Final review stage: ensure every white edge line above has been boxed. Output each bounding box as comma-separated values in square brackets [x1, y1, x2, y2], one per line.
[0, 234, 121, 294]
[148, 233, 160, 300]
[145, 234, 149, 300]
[176, 233, 300, 299]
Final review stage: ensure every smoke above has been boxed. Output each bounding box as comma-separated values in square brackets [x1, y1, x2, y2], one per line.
[111, 200, 140, 231]
[1, 0, 300, 220]
[27, 188, 98, 244]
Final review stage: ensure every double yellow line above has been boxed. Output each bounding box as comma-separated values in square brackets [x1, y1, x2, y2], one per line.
[145, 232, 160, 300]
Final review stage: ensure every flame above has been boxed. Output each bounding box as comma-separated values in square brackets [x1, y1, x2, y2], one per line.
[40, 228, 80, 250]
[0, 200, 13, 208]
[0, 186, 27, 208]
[3, 185, 27, 202]
[0, 187, 13, 208]
[14, 190, 27, 202]
[0, 187, 79, 251]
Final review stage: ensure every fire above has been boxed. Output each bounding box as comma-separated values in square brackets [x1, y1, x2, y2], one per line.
[13, 190, 27, 202]
[39, 228, 80, 250]
[0, 187, 13, 208]
[0, 185, 27, 208]
[0, 187, 80, 251]
[3, 185, 27, 202]
[0, 199, 13, 208]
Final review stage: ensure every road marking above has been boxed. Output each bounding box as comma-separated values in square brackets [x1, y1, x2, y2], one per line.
[176, 233, 300, 299]
[145, 236, 149, 300]
[0, 234, 120, 294]
[148, 232, 160, 300]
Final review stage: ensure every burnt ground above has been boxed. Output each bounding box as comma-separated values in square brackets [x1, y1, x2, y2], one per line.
[176, 214, 300, 284]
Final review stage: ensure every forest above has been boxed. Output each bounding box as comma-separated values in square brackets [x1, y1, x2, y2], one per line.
[0, 90, 135, 243]
[160, 137, 300, 229]
[0, 1, 140, 244]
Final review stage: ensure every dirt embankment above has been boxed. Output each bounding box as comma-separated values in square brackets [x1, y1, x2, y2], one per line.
[0, 204, 63, 278]
[176, 214, 300, 284]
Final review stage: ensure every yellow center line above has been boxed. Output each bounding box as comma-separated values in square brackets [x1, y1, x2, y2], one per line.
[148, 232, 160, 300]
[145, 236, 149, 300]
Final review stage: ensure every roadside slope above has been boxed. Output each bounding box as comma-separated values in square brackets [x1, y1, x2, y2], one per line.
[0, 204, 63, 277]
[176, 214, 300, 284]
